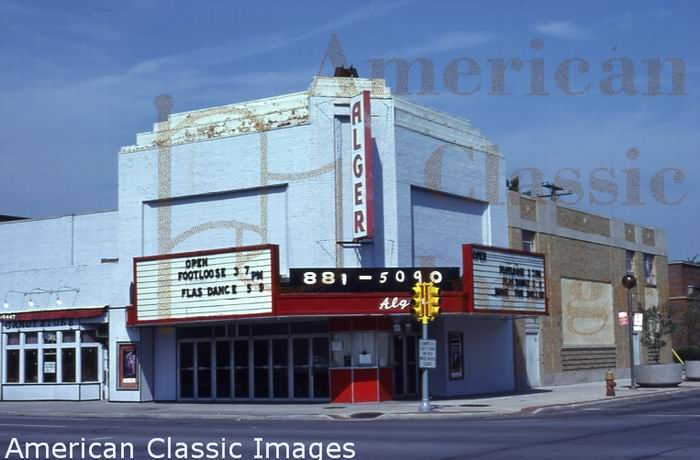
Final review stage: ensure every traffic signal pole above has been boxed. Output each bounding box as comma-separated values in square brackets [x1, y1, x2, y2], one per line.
[419, 320, 431, 413]
[411, 281, 441, 413]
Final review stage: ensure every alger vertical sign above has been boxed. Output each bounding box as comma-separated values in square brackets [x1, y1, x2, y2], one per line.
[350, 90, 374, 240]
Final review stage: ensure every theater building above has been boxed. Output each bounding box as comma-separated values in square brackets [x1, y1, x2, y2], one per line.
[0, 75, 547, 403]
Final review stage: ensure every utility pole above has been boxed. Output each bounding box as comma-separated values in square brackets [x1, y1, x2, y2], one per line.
[622, 273, 638, 389]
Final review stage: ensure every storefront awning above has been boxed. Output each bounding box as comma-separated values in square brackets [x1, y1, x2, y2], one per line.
[0, 306, 107, 322]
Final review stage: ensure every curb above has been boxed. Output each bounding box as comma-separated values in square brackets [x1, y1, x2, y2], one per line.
[520, 385, 700, 416]
[0, 386, 697, 422]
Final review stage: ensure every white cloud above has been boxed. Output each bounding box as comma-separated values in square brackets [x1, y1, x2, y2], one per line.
[533, 20, 593, 40]
[392, 31, 497, 57]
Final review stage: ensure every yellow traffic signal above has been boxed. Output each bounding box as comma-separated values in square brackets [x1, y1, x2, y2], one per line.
[411, 284, 424, 318]
[428, 285, 441, 318]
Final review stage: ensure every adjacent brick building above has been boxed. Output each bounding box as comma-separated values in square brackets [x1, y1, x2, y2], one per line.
[668, 261, 700, 349]
[508, 191, 670, 386]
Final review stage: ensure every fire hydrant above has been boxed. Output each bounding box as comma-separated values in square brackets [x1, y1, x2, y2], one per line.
[605, 370, 616, 397]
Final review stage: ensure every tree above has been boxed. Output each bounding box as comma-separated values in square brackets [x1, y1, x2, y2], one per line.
[639, 304, 676, 363]
[506, 176, 520, 192]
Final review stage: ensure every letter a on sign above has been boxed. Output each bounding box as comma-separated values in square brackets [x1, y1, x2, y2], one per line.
[350, 90, 374, 240]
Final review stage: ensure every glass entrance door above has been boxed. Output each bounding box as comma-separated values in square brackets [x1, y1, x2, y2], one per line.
[179, 340, 213, 400]
[393, 335, 418, 398]
[253, 339, 269, 399]
[178, 332, 330, 401]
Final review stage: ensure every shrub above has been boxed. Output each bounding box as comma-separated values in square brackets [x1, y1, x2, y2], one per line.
[639, 304, 675, 364]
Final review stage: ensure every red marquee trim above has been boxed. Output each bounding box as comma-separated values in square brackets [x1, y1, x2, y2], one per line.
[6, 307, 106, 322]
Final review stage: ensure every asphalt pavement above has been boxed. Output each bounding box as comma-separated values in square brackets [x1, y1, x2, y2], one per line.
[0, 379, 698, 421]
[0, 391, 698, 459]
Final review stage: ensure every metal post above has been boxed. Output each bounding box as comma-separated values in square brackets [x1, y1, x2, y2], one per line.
[627, 288, 637, 389]
[419, 321, 431, 412]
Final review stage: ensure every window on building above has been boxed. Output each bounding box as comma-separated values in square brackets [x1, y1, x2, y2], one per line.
[522, 230, 536, 253]
[643, 254, 656, 285]
[43, 349, 57, 383]
[3, 331, 101, 385]
[62, 348, 76, 383]
[6, 350, 19, 383]
[448, 332, 464, 380]
[81, 347, 99, 382]
[81, 330, 97, 343]
[62, 331, 75, 343]
[43, 332, 57, 345]
[625, 251, 635, 275]
[24, 349, 38, 383]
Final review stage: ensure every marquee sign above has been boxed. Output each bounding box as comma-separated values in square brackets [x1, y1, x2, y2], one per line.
[350, 90, 374, 240]
[286, 267, 460, 293]
[463, 244, 547, 314]
[133, 245, 279, 324]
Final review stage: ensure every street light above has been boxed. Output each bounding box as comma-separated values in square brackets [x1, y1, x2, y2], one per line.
[622, 273, 637, 389]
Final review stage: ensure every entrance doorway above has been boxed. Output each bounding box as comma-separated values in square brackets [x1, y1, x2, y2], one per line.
[393, 334, 419, 398]
[178, 336, 329, 401]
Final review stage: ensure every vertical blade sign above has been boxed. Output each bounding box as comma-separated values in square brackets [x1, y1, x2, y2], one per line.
[350, 90, 374, 240]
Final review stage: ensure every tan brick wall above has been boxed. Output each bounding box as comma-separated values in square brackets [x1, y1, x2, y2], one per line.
[519, 197, 537, 221]
[513, 233, 670, 380]
[556, 207, 611, 237]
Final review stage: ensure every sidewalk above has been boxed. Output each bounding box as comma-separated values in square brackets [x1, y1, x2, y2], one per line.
[1, 380, 698, 421]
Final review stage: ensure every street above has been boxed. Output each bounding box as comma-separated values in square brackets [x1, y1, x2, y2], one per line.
[0, 392, 698, 459]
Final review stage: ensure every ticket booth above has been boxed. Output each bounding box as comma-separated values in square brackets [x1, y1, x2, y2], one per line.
[327, 318, 393, 403]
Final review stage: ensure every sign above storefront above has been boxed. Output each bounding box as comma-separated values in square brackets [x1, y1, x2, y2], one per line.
[350, 90, 374, 240]
[463, 244, 547, 315]
[286, 267, 460, 293]
[133, 245, 279, 324]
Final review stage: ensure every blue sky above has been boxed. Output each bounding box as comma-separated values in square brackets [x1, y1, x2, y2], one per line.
[0, 0, 698, 260]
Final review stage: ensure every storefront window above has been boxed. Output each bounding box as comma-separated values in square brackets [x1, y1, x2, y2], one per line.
[330, 333, 352, 367]
[24, 349, 38, 383]
[330, 332, 389, 368]
[43, 332, 57, 345]
[43, 349, 57, 383]
[6, 350, 19, 383]
[312, 337, 329, 399]
[62, 348, 76, 383]
[62, 331, 75, 343]
[3, 330, 102, 385]
[81, 347, 99, 382]
[376, 333, 390, 368]
[353, 332, 376, 367]
[81, 330, 97, 343]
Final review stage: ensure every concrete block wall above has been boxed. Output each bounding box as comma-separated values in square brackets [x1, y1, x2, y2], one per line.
[0, 211, 120, 311]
